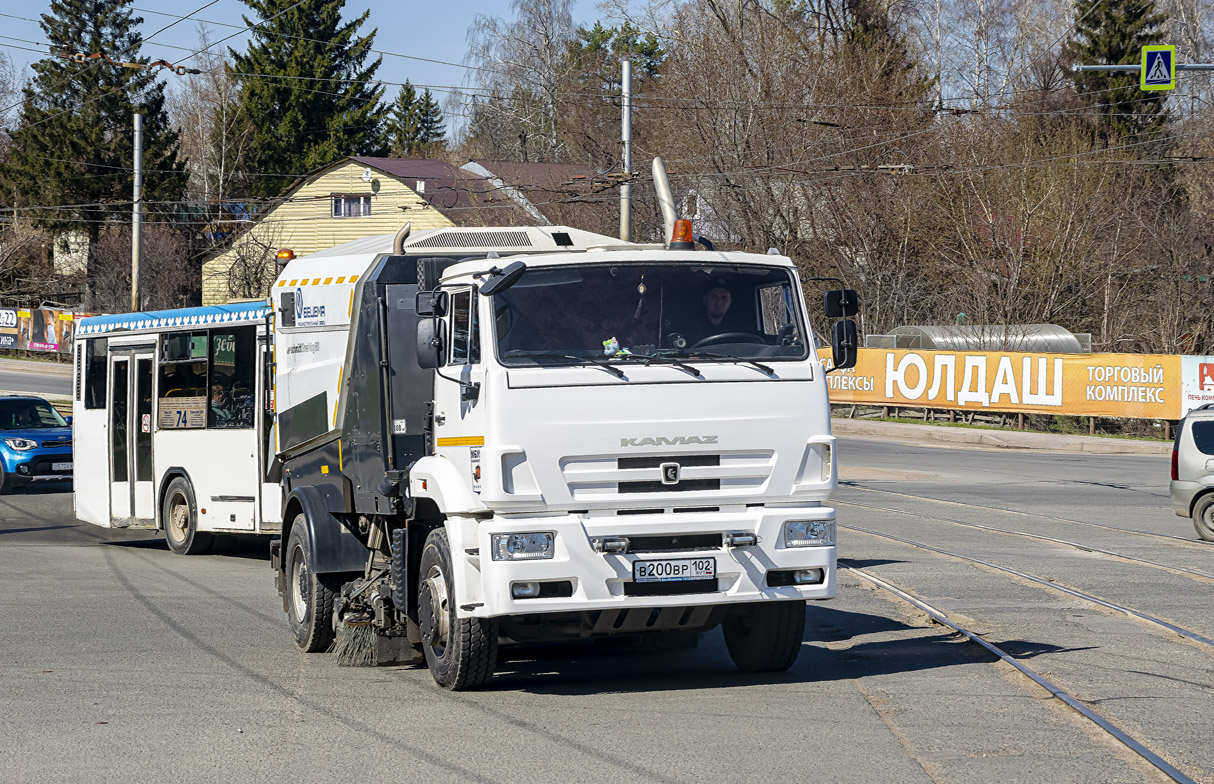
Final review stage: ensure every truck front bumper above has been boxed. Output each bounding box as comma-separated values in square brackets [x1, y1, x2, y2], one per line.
[460, 504, 836, 619]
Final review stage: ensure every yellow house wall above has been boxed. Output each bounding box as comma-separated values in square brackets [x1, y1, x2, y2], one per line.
[201, 160, 455, 305]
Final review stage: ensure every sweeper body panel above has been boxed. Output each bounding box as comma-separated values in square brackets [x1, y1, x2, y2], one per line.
[269, 216, 860, 689]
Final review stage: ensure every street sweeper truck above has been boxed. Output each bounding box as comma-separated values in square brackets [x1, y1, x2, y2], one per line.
[266, 158, 860, 689]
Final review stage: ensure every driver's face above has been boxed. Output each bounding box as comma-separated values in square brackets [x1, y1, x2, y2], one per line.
[703, 287, 732, 323]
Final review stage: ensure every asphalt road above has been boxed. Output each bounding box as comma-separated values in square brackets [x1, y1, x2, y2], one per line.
[0, 438, 1208, 784]
[0, 358, 73, 398]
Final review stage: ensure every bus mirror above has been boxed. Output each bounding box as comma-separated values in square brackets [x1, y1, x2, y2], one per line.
[824, 289, 858, 318]
[830, 319, 858, 371]
[416, 290, 448, 317]
[417, 319, 446, 369]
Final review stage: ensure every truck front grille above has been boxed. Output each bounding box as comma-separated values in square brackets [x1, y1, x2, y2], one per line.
[560, 451, 774, 500]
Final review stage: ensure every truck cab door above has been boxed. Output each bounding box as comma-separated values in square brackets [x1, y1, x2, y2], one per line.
[432, 287, 486, 493]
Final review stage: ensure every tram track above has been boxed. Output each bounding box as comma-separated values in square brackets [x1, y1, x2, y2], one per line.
[840, 482, 1207, 547]
[839, 563, 1199, 784]
[837, 497, 1214, 583]
[840, 525, 1214, 650]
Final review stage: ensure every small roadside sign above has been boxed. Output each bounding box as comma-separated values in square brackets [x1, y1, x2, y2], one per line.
[1141, 45, 1176, 91]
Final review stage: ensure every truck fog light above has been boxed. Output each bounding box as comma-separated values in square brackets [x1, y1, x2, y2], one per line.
[784, 520, 835, 547]
[491, 532, 555, 561]
[793, 568, 824, 585]
[511, 581, 541, 598]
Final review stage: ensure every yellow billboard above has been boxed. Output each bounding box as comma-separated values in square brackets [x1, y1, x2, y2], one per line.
[820, 348, 1202, 419]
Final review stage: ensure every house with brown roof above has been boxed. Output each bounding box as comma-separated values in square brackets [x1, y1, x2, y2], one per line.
[199, 157, 538, 306]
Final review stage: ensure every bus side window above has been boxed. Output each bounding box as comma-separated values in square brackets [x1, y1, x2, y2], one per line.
[208, 327, 255, 429]
[84, 338, 108, 409]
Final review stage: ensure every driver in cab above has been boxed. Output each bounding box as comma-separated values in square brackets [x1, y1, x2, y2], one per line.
[679, 278, 745, 347]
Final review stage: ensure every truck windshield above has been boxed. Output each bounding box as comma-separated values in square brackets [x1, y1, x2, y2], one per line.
[491, 263, 810, 366]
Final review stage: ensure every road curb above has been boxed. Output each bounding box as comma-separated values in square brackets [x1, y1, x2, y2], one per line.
[831, 417, 1171, 456]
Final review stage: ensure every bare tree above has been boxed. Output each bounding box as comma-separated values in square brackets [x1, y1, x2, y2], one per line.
[461, 0, 578, 161]
[87, 223, 195, 313]
[215, 223, 283, 302]
[167, 25, 253, 230]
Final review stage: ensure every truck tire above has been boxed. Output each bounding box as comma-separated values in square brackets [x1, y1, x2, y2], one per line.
[284, 516, 340, 652]
[722, 601, 806, 673]
[162, 476, 213, 555]
[417, 527, 498, 690]
[1192, 494, 1214, 542]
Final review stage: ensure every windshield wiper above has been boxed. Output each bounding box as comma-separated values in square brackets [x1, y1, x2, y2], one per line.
[657, 350, 775, 376]
[628, 353, 702, 377]
[504, 351, 625, 378]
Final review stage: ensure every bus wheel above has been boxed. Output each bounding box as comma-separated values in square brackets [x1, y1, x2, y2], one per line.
[162, 477, 212, 555]
[285, 517, 339, 652]
[722, 601, 806, 673]
[417, 527, 497, 690]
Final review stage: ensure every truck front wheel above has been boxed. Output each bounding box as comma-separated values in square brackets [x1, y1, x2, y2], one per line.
[285, 516, 340, 652]
[723, 601, 806, 673]
[417, 527, 498, 690]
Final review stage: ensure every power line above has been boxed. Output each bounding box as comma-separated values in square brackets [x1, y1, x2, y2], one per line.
[0, 0, 220, 117]
[13, 0, 304, 133]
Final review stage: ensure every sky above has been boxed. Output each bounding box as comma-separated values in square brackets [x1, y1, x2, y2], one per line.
[1, 1, 601, 125]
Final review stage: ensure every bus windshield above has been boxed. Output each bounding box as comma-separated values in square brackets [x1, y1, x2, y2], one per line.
[491, 263, 809, 367]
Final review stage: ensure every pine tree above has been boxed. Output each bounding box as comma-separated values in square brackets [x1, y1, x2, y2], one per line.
[0, 0, 185, 243]
[229, 0, 386, 198]
[387, 81, 445, 157]
[1070, 0, 1169, 141]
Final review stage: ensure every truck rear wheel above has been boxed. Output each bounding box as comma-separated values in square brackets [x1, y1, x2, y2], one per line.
[417, 527, 498, 690]
[723, 601, 806, 673]
[163, 477, 212, 555]
[285, 517, 339, 652]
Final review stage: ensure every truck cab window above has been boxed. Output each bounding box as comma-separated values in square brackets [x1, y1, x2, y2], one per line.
[450, 289, 478, 365]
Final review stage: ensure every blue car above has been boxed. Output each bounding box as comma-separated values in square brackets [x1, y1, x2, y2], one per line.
[0, 396, 73, 493]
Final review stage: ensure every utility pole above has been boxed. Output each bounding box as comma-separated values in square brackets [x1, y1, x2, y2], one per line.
[619, 58, 632, 243]
[131, 113, 143, 312]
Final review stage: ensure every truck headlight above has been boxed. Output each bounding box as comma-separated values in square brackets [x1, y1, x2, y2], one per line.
[491, 532, 555, 561]
[784, 520, 835, 547]
[4, 438, 37, 451]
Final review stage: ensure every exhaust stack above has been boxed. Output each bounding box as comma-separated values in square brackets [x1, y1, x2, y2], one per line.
[652, 157, 676, 248]
[393, 221, 412, 255]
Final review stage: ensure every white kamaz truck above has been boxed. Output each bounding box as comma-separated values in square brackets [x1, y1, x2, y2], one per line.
[269, 162, 859, 689]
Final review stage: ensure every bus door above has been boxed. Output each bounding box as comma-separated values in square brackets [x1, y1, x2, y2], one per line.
[108, 352, 156, 524]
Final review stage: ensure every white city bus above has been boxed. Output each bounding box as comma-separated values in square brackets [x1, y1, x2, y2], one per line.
[72, 301, 281, 552]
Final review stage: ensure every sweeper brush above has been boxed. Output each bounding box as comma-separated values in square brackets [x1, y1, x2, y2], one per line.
[331, 622, 378, 667]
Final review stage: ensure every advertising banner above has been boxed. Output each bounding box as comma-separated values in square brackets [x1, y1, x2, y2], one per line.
[0, 309, 17, 349]
[10, 308, 88, 353]
[824, 348, 1214, 420]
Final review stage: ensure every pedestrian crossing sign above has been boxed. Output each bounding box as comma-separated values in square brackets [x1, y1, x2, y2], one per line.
[1141, 45, 1176, 91]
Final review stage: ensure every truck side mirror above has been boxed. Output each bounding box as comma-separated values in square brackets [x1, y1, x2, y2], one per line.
[823, 289, 858, 318]
[416, 319, 446, 369]
[416, 290, 448, 317]
[830, 319, 858, 371]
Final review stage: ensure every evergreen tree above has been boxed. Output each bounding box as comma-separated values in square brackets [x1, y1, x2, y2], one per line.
[387, 81, 445, 157]
[0, 0, 185, 244]
[1070, 0, 1169, 141]
[416, 89, 446, 151]
[229, 0, 386, 198]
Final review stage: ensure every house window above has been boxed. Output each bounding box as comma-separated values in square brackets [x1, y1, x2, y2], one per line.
[331, 194, 372, 217]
